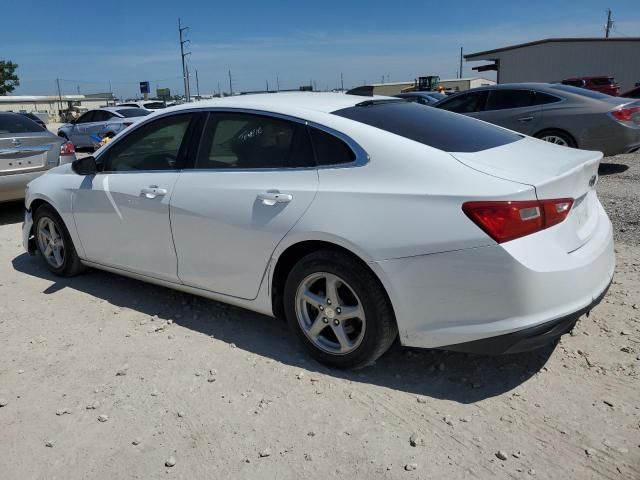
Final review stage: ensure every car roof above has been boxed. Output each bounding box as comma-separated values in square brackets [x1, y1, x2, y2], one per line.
[99, 106, 140, 113]
[166, 92, 394, 117]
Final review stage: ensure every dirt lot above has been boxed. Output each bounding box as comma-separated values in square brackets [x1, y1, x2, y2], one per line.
[0, 154, 638, 479]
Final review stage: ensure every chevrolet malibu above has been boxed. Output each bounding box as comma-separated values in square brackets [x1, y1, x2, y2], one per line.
[22, 93, 615, 369]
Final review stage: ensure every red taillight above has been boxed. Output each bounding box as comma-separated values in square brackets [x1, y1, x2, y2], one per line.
[60, 141, 75, 156]
[462, 198, 574, 243]
[610, 106, 640, 126]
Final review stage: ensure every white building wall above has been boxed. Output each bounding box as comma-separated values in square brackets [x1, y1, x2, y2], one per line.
[485, 41, 640, 91]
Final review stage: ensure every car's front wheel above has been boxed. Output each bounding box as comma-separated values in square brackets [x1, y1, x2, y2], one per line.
[284, 250, 397, 369]
[33, 205, 84, 277]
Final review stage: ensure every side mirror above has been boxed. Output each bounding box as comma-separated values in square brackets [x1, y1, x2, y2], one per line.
[72, 156, 97, 175]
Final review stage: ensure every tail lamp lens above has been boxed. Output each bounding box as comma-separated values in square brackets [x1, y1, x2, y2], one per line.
[610, 106, 640, 125]
[60, 141, 75, 156]
[462, 198, 574, 243]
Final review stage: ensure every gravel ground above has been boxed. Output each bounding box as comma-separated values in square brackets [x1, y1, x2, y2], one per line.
[0, 153, 638, 479]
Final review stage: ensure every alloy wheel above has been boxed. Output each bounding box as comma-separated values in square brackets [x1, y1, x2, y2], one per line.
[37, 217, 65, 268]
[540, 135, 568, 146]
[295, 272, 366, 355]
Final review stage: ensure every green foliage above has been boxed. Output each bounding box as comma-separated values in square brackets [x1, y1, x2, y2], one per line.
[0, 61, 20, 95]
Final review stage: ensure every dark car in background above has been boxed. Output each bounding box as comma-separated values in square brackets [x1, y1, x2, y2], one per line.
[433, 83, 640, 156]
[18, 112, 47, 129]
[561, 76, 620, 96]
[620, 86, 640, 99]
[393, 91, 447, 105]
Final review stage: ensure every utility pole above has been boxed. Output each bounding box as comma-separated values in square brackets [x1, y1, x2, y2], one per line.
[56, 78, 63, 119]
[459, 47, 463, 79]
[266, 80, 269, 92]
[185, 63, 191, 101]
[178, 18, 191, 101]
[195, 69, 200, 99]
[605, 9, 613, 38]
[228, 70, 233, 96]
[217, 81, 221, 97]
[276, 76, 280, 91]
[340, 72, 344, 91]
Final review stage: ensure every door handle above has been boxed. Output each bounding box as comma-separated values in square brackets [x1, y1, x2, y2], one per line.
[140, 185, 168, 199]
[257, 191, 293, 206]
[517, 116, 534, 122]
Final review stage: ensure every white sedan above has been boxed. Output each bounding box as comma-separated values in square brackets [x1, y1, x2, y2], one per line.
[22, 93, 615, 369]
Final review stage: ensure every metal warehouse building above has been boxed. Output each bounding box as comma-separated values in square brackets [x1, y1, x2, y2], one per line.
[465, 37, 640, 91]
[0, 93, 116, 122]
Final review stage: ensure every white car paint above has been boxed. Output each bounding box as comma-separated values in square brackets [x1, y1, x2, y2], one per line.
[23, 92, 615, 353]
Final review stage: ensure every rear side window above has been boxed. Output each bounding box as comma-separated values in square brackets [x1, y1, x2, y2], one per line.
[590, 77, 615, 86]
[309, 127, 355, 166]
[485, 90, 534, 110]
[533, 92, 562, 105]
[116, 108, 150, 118]
[333, 101, 521, 153]
[196, 113, 315, 169]
[0, 113, 44, 133]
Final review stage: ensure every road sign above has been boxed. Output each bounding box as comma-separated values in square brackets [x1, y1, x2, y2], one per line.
[139, 81, 150, 94]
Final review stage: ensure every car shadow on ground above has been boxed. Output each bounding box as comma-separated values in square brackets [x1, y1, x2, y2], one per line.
[12, 251, 554, 404]
[0, 201, 24, 226]
[599, 163, 629, 176]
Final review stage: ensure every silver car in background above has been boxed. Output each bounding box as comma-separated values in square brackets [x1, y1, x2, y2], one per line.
[434, 83, 640, 155]
[57, 107, 150, 149]
[0, 112, 76, 202]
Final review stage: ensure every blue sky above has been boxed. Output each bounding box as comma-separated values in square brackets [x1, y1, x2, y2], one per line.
[3, 0, 639, 98]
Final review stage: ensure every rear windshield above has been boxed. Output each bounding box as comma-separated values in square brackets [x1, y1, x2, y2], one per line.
[332, 101, 521, 152]
[143, 102, 165, 109]
[551, 84, 611, 99]
[0, 113, 45, 134]
[116, 108, 150, 118]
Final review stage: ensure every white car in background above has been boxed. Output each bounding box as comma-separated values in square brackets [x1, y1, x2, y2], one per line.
[23, 93, 614, 369]
[57, 107, 150, 149]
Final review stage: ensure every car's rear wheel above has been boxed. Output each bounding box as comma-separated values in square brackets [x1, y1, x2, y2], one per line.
[33, 205, 84, 277]
[535, 129, 576, 148]
[284, 250, 397, 369]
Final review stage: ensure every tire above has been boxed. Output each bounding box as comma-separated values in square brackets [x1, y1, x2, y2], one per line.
[284, 250, 397, 369]
[534, 129, 576, 148]
[33, 204, 85, 277]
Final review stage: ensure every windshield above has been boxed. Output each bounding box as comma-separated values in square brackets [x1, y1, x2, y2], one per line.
[143, 102, 165, 109]
[0, 113, 45, 133]
[551, 84, 612, 99]
[333, 101, 521, 153]
[116, 108, 150, 118]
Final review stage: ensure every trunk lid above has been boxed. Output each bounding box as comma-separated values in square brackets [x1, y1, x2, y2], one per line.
[0, 133, 61, 175]
[451, 137, 602, 252]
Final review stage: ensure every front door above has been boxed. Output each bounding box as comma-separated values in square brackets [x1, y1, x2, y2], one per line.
[170, 111, 319, 299]
[73, 113, 194, 281]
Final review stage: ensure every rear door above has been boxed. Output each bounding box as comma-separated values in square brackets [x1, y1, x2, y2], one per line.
[82, 110, 116, 142]
[170, 111, 318, 299]
[73, 113, 194, 281]
[435, 91, 488, 119]
[69, 110, 96, 147]
[476, 89, 542, 134]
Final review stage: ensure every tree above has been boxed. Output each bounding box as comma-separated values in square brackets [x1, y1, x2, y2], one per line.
[0, 61, 20, 95]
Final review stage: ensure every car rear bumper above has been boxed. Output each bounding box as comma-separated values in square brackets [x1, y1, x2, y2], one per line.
[441, 278, 611, 354]
[376, 201, 615, 351]
[0, 171, 47, 203]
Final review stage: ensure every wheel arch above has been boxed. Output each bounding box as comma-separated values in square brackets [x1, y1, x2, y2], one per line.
[270, 238, 397, 324]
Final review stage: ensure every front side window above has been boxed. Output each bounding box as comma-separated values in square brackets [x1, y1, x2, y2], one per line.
[436, 92, 487, 113]
[101, 114, 191, 172]
[93, 111, 114, 122]
[196, 113, 314, 169]
[485, 90, 534, 111]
